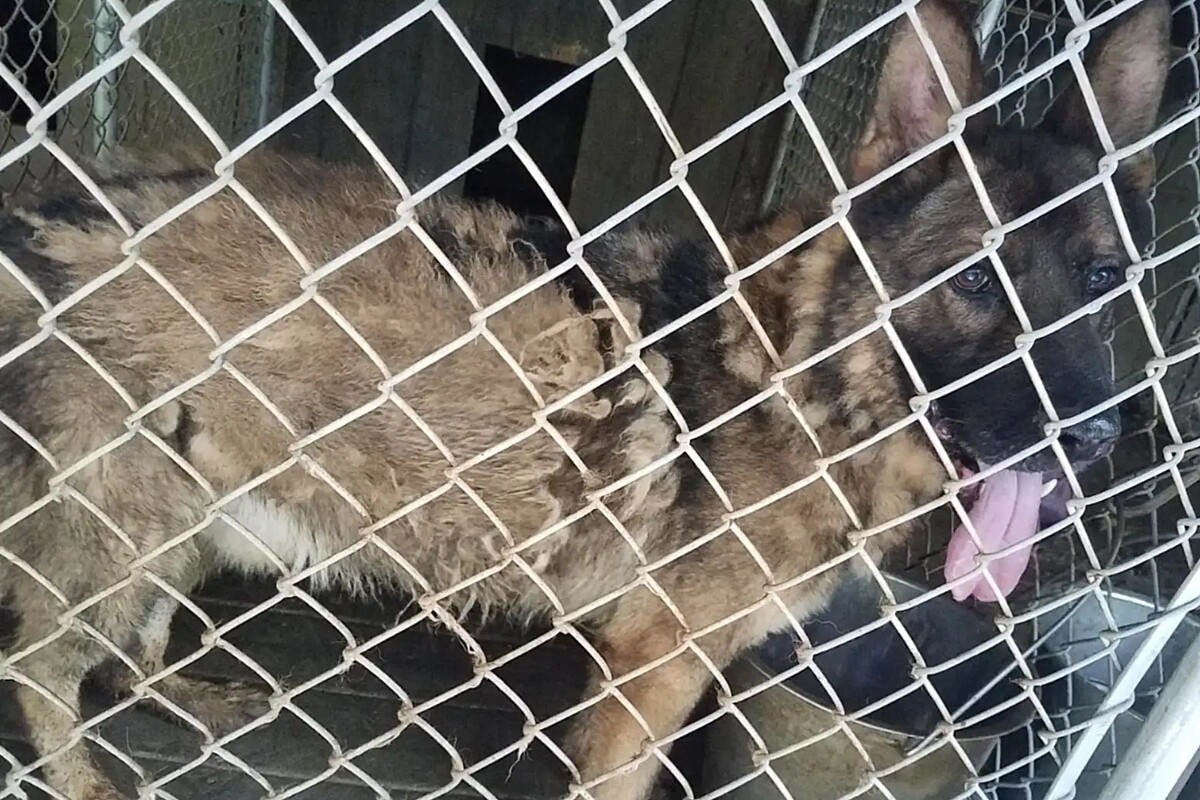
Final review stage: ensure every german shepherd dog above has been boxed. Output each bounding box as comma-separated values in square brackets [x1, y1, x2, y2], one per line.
[0, 1, 1169, 798]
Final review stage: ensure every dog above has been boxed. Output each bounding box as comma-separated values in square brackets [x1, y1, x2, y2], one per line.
[0, 1, 1169, 798]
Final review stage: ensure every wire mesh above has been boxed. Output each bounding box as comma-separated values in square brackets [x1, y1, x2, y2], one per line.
[760, 0, 896, 213]
[0, 0, 271, 197]
[973, 2, 1200, 795]
[855, 0, 1200, 796]
[0, 1, 1197, 800]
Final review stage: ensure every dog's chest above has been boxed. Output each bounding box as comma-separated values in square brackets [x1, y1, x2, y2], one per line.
[202, 496, 330, 574]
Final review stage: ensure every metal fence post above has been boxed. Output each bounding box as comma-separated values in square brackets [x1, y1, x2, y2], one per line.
[1094, 608, 1200, 800]
[89, 0, 120, 155]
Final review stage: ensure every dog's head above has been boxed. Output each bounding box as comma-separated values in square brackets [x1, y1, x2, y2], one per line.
[808, 0, 1174, 601]
[848, 0, 1169, 480]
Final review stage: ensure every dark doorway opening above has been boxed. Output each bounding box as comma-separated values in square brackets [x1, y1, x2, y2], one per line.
[462, 45, 592, 218]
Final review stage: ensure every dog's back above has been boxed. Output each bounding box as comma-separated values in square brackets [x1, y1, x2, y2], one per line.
[0, 151, 725, 615]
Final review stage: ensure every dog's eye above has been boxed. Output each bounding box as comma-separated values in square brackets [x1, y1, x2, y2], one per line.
[951, 267, 992, 295]
[1085, 264, 1121, 294]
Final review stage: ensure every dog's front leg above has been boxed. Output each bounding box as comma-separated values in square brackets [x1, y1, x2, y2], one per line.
[564, 596, 735, 800]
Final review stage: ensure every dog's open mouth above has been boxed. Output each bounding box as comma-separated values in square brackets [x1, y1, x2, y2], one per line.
[942, 461, 1070, 603]
[933, 417, 1073, 604]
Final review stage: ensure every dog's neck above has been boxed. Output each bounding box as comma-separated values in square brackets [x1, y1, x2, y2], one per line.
[730, 207, 916, 450]
[681, 211, 943, 574]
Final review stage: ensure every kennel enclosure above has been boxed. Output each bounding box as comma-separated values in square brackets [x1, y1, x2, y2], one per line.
[1, 1, 1199, 799]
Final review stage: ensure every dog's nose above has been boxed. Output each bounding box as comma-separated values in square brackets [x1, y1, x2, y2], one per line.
[1058, 411, 1121, 464]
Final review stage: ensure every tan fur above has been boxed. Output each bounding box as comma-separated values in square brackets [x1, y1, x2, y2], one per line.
[0, 150, 889, 799]
[0, 2, 1171, 798]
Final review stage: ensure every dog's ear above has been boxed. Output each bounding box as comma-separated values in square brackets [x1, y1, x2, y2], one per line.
[850, 0, 984, 184]
[1045, 0, 1170, 190]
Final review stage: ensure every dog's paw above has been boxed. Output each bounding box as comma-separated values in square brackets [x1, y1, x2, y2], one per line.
[63, 771, 128, 800]
[191, 680, 274, 737]
[81, 786, 129, 800]
[145, 676, 274, 737]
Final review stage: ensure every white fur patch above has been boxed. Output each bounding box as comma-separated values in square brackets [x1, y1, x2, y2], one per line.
[204, 496, 327, 574]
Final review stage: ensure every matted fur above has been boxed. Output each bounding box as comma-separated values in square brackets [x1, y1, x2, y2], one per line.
[0, 2, 1171, 799]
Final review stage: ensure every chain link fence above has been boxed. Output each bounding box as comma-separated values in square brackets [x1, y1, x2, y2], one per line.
[770, 1, 1200, 795]
[1, 1, 1199, 800]
[0, 0, 272, 197]
[977, 2, 1200, 795]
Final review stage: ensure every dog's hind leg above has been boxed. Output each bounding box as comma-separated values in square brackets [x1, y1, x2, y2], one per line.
[102, 565, 273, 738]
[6, 566, 166, 800]
[12, 639, 120, 800]
[3, 430, 214, 798]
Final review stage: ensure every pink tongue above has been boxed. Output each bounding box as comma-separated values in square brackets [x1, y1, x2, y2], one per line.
[945, 469, 1043, 603]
